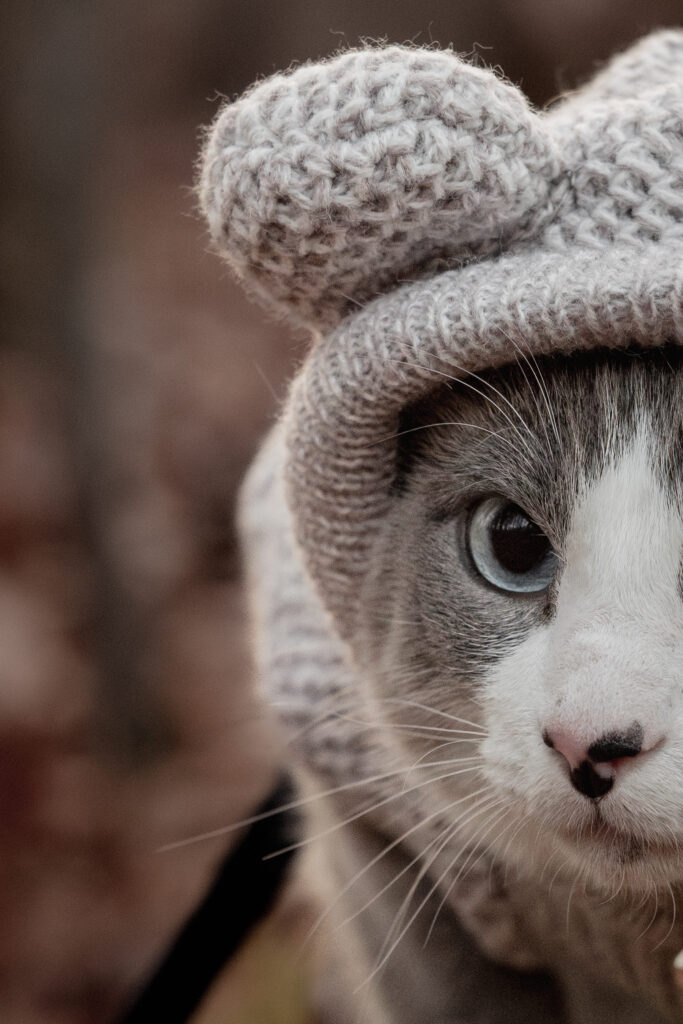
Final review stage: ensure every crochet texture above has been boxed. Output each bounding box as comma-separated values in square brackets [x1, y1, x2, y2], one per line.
[198, 29, 683, 985]
[199, 30, 683, 638]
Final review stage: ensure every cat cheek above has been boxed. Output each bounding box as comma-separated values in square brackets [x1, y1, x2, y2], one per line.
[477, 629, 552, 799]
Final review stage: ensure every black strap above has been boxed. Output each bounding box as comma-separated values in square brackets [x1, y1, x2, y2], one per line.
[118, 771, 300, 1024]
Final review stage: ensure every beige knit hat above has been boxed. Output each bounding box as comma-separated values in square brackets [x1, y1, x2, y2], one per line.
[199, 30, 683, 644]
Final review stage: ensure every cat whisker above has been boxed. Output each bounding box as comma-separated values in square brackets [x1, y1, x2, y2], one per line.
[401, 760, 483, 792]
[273, 688, 361, 744]
[158, 762, 473, 852]
[317, 786, 496, 945]
[424, 804, 515, 946]
[365, 420, 519, 452]
[496, 803, 536, 874]
[547, 853, 570, 898]
[635, 883, 660, 943]
[651, 882, 677, 952]
[261, 765, 492, 861]
[332, 714, 485, 738]
[630, 883, 652, 916]
[326, 717, 484, 751]
[407, 739, 484, 771]
[564, 869, 582, 935]
[393, 340, 544, 450]
[388, 356, 540, 466]
[371, 793, 504, 973]
[360, 797, 509, 989]
[370, 697, 485, 732]
[498, 326, 562, 455]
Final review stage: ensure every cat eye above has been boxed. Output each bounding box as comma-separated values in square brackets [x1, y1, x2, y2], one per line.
[467, 497, 557, 593]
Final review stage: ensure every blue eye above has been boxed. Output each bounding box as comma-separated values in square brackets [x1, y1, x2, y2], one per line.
[467, 497, 557, 594]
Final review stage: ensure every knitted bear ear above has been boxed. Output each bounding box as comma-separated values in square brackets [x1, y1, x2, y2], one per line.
[198, 47, 560, 332]
[555, 29, 683, 110]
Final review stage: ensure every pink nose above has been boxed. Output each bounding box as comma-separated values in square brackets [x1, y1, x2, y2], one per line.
[542, 727, 586, 770]
[542, 722, 645, 800]
[543, 722, 644, 768]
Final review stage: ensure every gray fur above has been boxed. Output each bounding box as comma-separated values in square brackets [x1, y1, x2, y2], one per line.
[359, 348, 683, 686]
[323, 348, 683, 1023]
[199, 31, 683, 1024]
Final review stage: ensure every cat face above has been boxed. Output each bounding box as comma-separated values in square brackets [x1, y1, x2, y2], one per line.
[357, 348, 683, 893]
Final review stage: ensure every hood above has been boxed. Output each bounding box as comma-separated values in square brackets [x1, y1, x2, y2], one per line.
[199, 31, 683, 646]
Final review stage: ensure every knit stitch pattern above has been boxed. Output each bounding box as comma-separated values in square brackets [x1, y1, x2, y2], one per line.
[202, 22, 683, 791]
[199, 47, 562, 330]
[200, 34, 683, 633]
[201, 30, 683, 994]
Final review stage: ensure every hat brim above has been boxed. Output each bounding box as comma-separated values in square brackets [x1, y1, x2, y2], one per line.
[285, 243, 683, 639]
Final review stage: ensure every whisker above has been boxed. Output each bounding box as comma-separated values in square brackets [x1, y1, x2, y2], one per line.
[407, 739, 483, 771]
[158, 763, 466, 852]
[308, 785, 494, 947]
[497, 803, 536, 874]
[401, 760, 482, 792]
[358, 796, 508, 991]
[564, 869, 581, 935]
[651, 882, 677, 952]
[598, 863, 626, 906]
[370, 793, 502, 978]
[365, 420, 518, 451]
[630, 883, 652, 916]
[547, 855, 569, 897]
[333, 714, 485, 738]
[326, 716, 484, 750]
[388, 357, 539, 465]
[261, 765, 490, 860]
[274, 688, 360, 744]
[423, 804, 515, 945]
[641, 883, 660, 942]
[491, 330, 555, 461]
[372, 697, 486, 732]
[403, 754, 483, 779]
[499, 327, 563, 453]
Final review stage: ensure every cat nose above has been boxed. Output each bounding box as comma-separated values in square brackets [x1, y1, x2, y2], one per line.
[542, 723, 644, 800]
[587, 731, 643, 762]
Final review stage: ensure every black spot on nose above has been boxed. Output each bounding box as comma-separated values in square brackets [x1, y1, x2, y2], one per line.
[587, 722, 644, 763]
[570, 761, 614, 800]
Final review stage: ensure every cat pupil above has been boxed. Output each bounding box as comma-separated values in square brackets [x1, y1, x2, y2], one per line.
[490, 504, 550, 576]
[467, 496, 556, 592]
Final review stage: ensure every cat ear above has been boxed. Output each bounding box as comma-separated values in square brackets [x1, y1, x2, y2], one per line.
[555, 29, 683, 109]
[198, 47, 559, 332]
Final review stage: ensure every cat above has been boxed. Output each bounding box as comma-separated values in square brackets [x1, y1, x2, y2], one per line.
[196, 29, 683, 1024]
[239, 345, 683, 1024]
[326, 345, 683, 1023]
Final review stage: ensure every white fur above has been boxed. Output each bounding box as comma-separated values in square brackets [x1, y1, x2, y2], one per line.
[481, 430, 683, 890]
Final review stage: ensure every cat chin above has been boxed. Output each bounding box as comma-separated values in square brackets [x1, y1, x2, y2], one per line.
[485, 798, 683, 896]
[537, 819, 683, 894]
[569, 832, 681, 892]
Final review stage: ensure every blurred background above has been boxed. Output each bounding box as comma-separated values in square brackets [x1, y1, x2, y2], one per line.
[1, 2, 682, 1021]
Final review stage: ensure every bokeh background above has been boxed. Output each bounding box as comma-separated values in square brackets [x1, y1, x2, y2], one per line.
[2, 2, 682, 1021]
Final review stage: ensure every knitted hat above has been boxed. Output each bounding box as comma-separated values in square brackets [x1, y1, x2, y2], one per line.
[200, 31, 683, 648]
